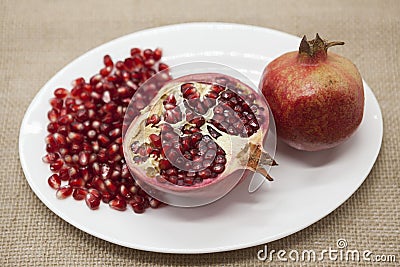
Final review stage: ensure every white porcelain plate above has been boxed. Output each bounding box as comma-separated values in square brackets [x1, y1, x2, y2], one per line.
[19, 23, 383, 254]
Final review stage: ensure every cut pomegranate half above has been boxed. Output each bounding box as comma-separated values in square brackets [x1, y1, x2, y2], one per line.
[123, 62, 277, 207]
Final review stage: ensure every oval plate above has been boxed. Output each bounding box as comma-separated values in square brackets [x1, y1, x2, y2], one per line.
[19, 23, 383, 254]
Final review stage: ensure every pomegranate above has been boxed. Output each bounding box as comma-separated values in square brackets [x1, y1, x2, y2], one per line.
[260, 34, 364, 151]
[43, 47, 170, 213]
[123, 72, 277, 207]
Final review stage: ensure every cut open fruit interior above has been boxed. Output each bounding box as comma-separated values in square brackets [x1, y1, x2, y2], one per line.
[123, 62, 277, 207]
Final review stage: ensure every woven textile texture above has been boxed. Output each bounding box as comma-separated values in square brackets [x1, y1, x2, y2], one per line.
[1, 0, 399, 266]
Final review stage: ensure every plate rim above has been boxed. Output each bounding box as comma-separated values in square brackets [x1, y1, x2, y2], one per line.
[19, 22, 383, 254]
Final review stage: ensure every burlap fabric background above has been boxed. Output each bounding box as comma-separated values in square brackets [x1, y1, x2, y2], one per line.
[1, 0, 398, 266]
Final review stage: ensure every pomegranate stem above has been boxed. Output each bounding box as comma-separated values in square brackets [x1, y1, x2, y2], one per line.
[326, 41, 345, 48]
[245, 143, 276, 181]
[256, 168, 274, 181]
[298, 33, 344, 63]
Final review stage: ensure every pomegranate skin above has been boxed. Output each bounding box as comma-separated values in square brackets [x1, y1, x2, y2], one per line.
[260, 36, 364, 151]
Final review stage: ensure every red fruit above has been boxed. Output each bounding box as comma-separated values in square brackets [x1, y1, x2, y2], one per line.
[123, 73, 276, 207]
[260, 34, 364, 151]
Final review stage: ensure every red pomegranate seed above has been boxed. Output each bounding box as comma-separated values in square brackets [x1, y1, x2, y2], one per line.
[165, 94, 177, 105]
[54, 133, 67, 147]
[45, 134, 58, 150]
[101, 192, 114, 203]
[104, 179, 117, 194]
[158, 63, 169, 71]
[110, 154, 122, 163]
[91, 162, 100, 175]
[71, 122, 85, 132]
[78, 151, 89, 166]
[146, 114, 160, 125]
[101, 123, 114, 135]
[149, 134, 162, 148]
[58, 147, 68, 157]
[58, 114, 73, 125]
[82, 142, 93, 153]
[149, 198, 161, 208]
[87, 130, 96, 139]
[181, 87, 197, 99]
[131, 203, 144, 214]
[68, 132, 84, 144]
[110, 169, 121, 180]
[109, 198, 127, 211]
[143, 49, 153, 60]
[121, 164, 130, 179]
[64, 97, 75, 106]
[189, 117, 205, 127]
[58, 167, 69, 181]
[106, 143, 119, 156]
[48, 174, 61, 189]
[88, 188, 101, 199]
[49, 98, 63, 110]
[56, 185, 73, 199]
[92, 177, 107, 193]
[70, 143, 82, 154]
[124, 58, 135, 71]
[212, 164, 225, 174]
[116, 86, 129, 98]
[159, 159, 172, 170]
[72, 77, 85, 87]
[97, 149, 107, 163]
[100, 163, 112, 179]
[153, 48, 162, 61]
[75, 109, 89, 122]
[47, 122, 59, 133]
[108, 128, 121, 139]
[47, 109, 59, 122]
[97, 134, 110, 147]
[119, 184, 131, 198]
[56, 124, 68, 136]
[50, 159, 63, 172]
[144, 59, 155, 68]
[133, 194, 144, 204]
[54, 88, 69, 98]
[71, 87, 82, 98]
[42, 153, 60, 163]
[73, 188, 87, 200]
[69, 178, 85, 188]
[68, 166, 79, 179]
[198, 169, 212, 179]
[85, 192, 101, 210]
[103, 54, 114, 67]
[130, 47, 141, 56]
[129, 185, 139, 195]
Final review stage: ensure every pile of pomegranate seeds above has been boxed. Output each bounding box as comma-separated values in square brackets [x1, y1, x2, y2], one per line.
[42, 48, 170, 213]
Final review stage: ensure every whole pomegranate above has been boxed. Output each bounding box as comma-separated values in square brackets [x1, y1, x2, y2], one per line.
[123, 72, 276, 207]
[260, 34, 364, 151]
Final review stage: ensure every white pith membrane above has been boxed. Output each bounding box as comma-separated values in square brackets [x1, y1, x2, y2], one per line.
[123, 73, 275, 206]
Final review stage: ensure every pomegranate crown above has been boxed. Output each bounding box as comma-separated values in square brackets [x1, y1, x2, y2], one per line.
[299, 33, 344, 61]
